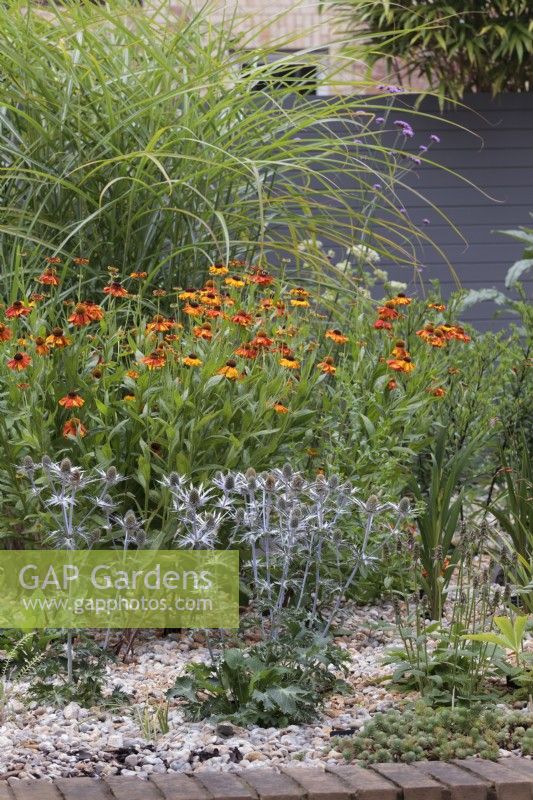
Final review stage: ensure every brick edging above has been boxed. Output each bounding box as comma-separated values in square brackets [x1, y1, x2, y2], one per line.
[2, 760, 533, 800]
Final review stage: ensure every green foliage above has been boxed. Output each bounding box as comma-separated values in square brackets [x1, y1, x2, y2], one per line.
[0, 0, 430, 291]
[167, 632, 349, 726]
[25, 631, 128, 707]
[335, 703, 533, 764]
[325, 0, 533, 98]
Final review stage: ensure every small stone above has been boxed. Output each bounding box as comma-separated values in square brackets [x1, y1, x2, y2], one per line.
[124, 754, 139, 768]
[216, 722, 235, 737]
[63, 702, 81, 720]
[107, 733, 124, 749]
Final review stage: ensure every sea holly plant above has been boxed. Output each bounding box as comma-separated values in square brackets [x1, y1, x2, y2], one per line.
[162, 465, 414, 637]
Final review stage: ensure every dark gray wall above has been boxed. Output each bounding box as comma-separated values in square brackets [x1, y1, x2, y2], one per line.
[313, 93, 533, 331]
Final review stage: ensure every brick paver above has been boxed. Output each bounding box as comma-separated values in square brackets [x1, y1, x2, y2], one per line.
[1, 761, 533, 800]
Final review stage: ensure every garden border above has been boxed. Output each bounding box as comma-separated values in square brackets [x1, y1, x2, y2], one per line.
[2, 760, 533, 800]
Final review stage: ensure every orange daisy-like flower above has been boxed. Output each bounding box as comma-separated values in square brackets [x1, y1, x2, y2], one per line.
[428, 302, 446, 311]
[130, 271, 148, 279]
[391, 340, 409, 358]
[275, 302, 287, 317]
[387, 357, 415, 373]
[377, 302, 400, 320]
[30, 293, 46, 303]
[146, 315, 175, 333]
[209, 263, 229, 276]
[277, 342, 293, 357]
[280, 355, 300, 369]
[37, 268, 60, 286]
[428, 329, 448, 348]
[290, 287, 310, 298]
[45, 327, 71, 348]
[178, 288, 197, 300]
[73, 257, 90, 266]
[445, 325, 471, 343]
[193, 323, 213, 341]
[183, 301, 202, 317]
[59, 392, 85, 409]
[182, 353, 203, 367]
[250, 331, 273, 349]
[275, 325, 298, 338]
[428, 386, 446, 397]
[152, 289, 167, 298]
[231, 310, 253, 326]
[317, 356, 336, 375]
[249, 269, 274, 286]
[68, 303, 92, 326]
[126, 369, 140, 380]
[389, 293, 412, 306]
[141, 351, 167, 370]
[62, 417, 87, 439]
[217, 360, 242, 380]
[204, 306, 225, 319]
[225, 275, 246, 288]
[386, 379, 398, 391]
[103, 281, 129, 298]
[235, 345, 259, 359]
[260, 298, 275, 310]
[325, 329, 349, 345]
[290, 298, 310, 308]
[34, 337, 50, 356]
[273, 401, 289, 413]
[374, 319, 393, 330]
[87, 302, 105, 322]
[199, 291, 221, 306]
[7, 352, 32, 371]
[6, 301, 31, 318]
[123, 394, 136, 402]
[0, 324, 13, 342]
[448, 367, 461, 376]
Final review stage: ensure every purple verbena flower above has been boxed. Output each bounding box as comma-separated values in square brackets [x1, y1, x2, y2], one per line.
[375, 116, 385, 125]
[419, 145, 428, 152]
[430, 134, 441, 143]
[422, 218, 430, 225]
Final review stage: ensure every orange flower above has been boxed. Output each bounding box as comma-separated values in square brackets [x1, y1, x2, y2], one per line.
[7, 352, 31, 370]
[45, 256, 61, 264]
[103, 282, 129, 298]
[37, 268, 60, 286]
[130, 271, 148, 279]
[141, 351, 167, 370]
[59, 392, 85, 409]
[193, 323, 213, 341]
[428, 302, 446, 311]
[34, 337, 50, 356]
[249, 269, 274, 286]
[325, 329, 349, 344]
[387, 357, 415, 373]
[225, 275, 246, 288]
[389, 293, 411, 306]
[209, 263, 229, 276]
[62, 417, 87, 439]
[178, 288, 197, 300]
[277, 342, 293, 357]
[146, 315, 175, 333]
[444, 325, 471, 343]
[183, 301, 202, 317]
[386, 379, 398, 391]
[152, 289, 167, 298]
[123, 394, 136, 402]
[428, 386, 446, 397]
[217, 360, 242, 380]
[6, 301, 31, 318]
[273, 402, 289, 413]
[126, 369, 140, 379]
[87, 303, 104, 323]
[67, 303, 91, 326]
[235, 345, 259, 359]
[374, 319, 393, 330]
[182, 353, 203, 367]
[199, 291, 221, 306]
[260, 298, 275, 310]
[448, 367, 461, 376]
[0, 324, 13, 342]
[17, 382, 30, 390]
[280, 355, 300, 369]
[73, 257, 90, 266]
[290, 298, 310, 308]
[290, 287, 310, 298]
[250, 331, 273, 349]
[317, 356, 336, 375]
[275, 302, 287, 317]
[231, 311, 253, 326]
[391, 340, 409, 358]
[377, 302, 400, 320]
[204, 306, 225, 319]
[45, 327, 71, 348]
[30, 293, 46, 303]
